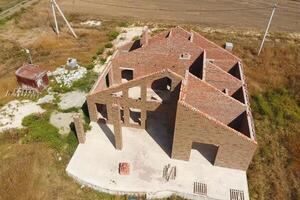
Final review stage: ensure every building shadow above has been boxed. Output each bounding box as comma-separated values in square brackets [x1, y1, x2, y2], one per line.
[69, 121, 79, 141]
[146, 117, 173, 157]
[97, 121, 116, 148]
[192, 142, 218, 165]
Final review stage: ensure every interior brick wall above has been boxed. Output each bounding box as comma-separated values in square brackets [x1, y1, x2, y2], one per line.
[183, 73, 246, 125]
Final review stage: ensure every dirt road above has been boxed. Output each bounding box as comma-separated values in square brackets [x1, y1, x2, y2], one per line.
[0, 0, 39, 19]
[60, 0, 300, 32]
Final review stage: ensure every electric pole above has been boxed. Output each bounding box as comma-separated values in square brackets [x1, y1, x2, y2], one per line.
[258, 3, 277, 56]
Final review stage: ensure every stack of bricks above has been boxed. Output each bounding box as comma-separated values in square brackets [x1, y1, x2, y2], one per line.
[119, 162, 130, 175]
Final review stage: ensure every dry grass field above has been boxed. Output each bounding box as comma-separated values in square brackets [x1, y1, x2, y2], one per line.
[59, 0, 300, 32]
[0, 0, 299, 200]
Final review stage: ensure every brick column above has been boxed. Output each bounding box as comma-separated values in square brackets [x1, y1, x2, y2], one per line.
[141, 109, 146, 129]
[87, 97, 97, 122]
[141, 83, 147, 102]
[106, 104, 113, 124]
[123, 89, 130, 126]
[112, 104, 123, 150]
[73, 114, 85, 144]
[124, 106, 129, 126]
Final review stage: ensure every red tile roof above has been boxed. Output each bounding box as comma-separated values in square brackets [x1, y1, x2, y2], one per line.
[15, 64, 47, 80]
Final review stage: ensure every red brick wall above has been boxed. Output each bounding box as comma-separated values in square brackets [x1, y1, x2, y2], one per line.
[171, 101, 257, 170]
[204, 62, 242, 95]
[184, 73, 246, 125]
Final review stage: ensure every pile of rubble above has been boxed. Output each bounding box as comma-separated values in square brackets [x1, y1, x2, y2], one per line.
[48, 66, 87, 87]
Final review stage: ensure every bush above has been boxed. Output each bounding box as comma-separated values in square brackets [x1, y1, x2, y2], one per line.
[107, 30, 120, 41]
[105, 42, 113, 48]
[100, 57, 106, 64]
[96, 47, 105, 55]
[118, 21, 129, 27]
[132, 35, 140, 41]
[85, 63, 94, 70]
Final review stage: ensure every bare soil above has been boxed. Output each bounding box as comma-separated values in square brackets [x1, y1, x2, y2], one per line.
[59, 0, 300, 32]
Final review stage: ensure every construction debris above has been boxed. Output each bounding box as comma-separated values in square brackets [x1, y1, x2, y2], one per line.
[6, 88, 40, 99]
[81, 20, 102, 27]
[48, 66, 87, 87]
[162, 164, 176, 181]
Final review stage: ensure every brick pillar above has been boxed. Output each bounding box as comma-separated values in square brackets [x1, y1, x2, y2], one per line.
[87, 97, 97, 122]
[123, 89, 130, 126]
[111, 104, 123, 150]
[106, 104, 113, 124]
[141, 83, 147, 102]
[124, 106, 129, 126]
[141, 109, 146, 129]
[73, 114, 85, 144]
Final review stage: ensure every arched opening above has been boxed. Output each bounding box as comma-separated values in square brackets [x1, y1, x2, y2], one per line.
[148, 77, 172, 102]
[151, 77, 172, 91]
[121, 69, 133, 82]
[191, 142, 218, 165]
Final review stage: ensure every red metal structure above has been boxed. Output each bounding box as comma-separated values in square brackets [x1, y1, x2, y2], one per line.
[15, 64, 49, 92]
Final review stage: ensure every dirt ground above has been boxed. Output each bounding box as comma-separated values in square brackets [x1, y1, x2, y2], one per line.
[0, 143, 123, 200]
[59, 0, 300, 32]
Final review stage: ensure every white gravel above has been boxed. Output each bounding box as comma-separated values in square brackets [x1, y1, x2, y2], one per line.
[0, 100, 45, 132]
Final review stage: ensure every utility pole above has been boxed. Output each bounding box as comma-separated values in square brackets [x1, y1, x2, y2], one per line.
[50, 0, 78, 38]
[51, 0, 59, 35]
[258, 3, 277, 56]
[24, 49, 33, 64]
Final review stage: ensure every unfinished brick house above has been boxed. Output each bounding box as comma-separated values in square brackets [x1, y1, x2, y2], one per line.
[87, 26, 257, 171]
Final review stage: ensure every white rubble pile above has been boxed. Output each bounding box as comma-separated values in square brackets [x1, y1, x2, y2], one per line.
[81, 20, 102, 27]
[48, 66, 87, 87]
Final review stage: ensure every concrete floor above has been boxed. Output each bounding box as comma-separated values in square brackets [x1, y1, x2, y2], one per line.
[67, 121, 250, 200]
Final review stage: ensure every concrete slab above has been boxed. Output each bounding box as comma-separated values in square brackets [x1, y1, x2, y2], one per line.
[59, 91, 86, 110]
[67, 122, 250, 200]
[50, 111, 75, 135]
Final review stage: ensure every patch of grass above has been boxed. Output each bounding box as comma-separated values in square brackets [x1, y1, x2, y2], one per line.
[251, 89, 300, 126]
[118, 21, 129, 27]
[104, 42, 113, 48]
[21, 112, 64, 151]
[107, 30, 120, 41]
[72, 70, 98, 92]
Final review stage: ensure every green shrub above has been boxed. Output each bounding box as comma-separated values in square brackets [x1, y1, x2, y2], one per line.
[100, 57, 106, 64]
[96, 47, 105, 55]
[132, 35, 140, 41]
[85, 63, 94, 70]
[118, 21, 129, 27]
[105, 42, 113, 48]
[107, 30, 120, 41]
